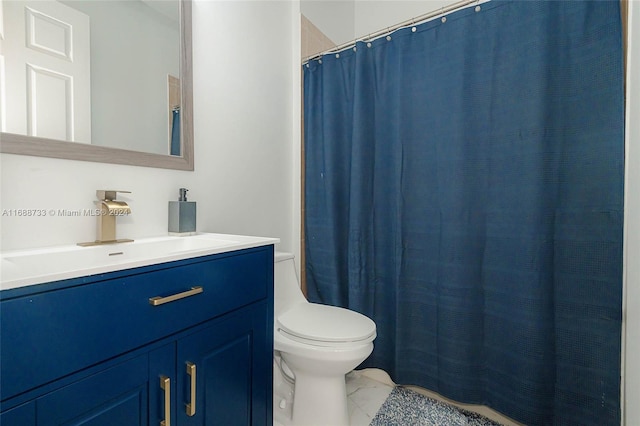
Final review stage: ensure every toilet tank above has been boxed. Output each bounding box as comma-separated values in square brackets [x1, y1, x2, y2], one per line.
[274, 252, 307, 316]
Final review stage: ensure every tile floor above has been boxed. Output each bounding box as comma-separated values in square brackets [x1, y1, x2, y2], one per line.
[346, 369, 395, 425]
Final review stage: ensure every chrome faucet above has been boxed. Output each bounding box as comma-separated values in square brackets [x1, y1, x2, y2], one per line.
[78, 190, 133, 246]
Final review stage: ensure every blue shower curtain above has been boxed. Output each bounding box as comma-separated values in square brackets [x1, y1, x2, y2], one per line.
[170, 108, 181, 156]
[303, 1, 624, 425]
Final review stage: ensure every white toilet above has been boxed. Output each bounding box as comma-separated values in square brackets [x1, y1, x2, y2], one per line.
[273, 252, 377, 426]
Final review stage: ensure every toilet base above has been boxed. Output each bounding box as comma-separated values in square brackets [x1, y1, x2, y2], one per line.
[291, 373, 349, 426]
[273, 329, 374, 425]
[273, 355, 294, 425]
[273, 355, 349, 426]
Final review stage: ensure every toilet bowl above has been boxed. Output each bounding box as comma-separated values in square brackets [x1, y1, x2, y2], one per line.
[273, 252, 376, 426]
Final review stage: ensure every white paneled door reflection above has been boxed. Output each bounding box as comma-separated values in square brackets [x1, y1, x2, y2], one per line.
[1, 0, 90, 142]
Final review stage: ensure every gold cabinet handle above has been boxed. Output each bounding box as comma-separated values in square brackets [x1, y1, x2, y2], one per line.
[160, 376, 171, 426]
[186, 362, 196, 416]
[149, 286, 203, 306]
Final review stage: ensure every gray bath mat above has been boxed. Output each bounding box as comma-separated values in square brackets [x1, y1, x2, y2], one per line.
[370, 387, 503, 426]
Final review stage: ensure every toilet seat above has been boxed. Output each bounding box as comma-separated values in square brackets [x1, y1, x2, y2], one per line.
[277, 303, 376, 347]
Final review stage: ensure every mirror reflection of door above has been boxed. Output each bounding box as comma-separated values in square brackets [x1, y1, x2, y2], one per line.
[1, 0, 91, 142]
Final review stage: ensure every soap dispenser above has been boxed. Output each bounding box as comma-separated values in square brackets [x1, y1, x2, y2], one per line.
[168, 188, 196, 236]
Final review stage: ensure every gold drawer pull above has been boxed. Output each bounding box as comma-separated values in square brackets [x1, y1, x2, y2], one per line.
[149, 286, 203, 306]
[186, 362, 196, 416]
[160, 375, 171, 426]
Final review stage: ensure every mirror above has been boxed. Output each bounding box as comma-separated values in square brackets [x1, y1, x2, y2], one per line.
[0, 0, 193, 170]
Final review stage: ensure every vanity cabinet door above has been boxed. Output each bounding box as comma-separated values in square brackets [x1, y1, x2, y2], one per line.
[176, 303, 272, 426]
[36, 355, 149, 426]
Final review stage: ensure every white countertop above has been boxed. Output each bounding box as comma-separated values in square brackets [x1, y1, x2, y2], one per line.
[0, 233, 279, 291]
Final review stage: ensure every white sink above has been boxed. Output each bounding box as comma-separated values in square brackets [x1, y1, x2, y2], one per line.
[1, 233, 279, 291]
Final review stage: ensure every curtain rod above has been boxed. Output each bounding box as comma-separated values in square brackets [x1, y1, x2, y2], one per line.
[303, 0, 482, 63]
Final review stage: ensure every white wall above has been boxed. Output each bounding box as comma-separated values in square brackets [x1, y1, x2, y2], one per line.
[0, 0, 300, 260]
[190, 0, 299, 260]
[624, 2, 639, 424]
[301, 0, 460, 47]
[301, 0, 354, 45]
[354, 0, 459, 40]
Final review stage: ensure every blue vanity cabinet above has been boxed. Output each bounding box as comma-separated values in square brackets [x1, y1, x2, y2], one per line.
[0, 245, 274, 426]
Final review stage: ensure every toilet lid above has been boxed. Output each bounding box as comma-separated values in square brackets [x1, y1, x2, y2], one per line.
[277, 303, 376, 346]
